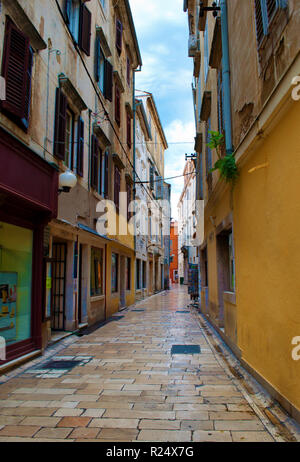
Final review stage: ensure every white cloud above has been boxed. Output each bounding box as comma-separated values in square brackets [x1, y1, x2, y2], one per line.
[130, 0, 184, 32]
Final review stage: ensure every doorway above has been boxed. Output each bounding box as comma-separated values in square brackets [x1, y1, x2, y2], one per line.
[51, 242, 67, 331]
[120, 256, 126, 309]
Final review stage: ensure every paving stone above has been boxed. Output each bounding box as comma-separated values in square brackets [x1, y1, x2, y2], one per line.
[98, 428, 139, 440]
[139, 420, 181, 430]
[209, 411, 257, 420]
[89, 418, 139, 428]
[214, 420, 265, 431]
[193, 430, 232, 442]
[69, 427, 100, 439]
[231, 431, 275, 442]
[0, 425, 40, 437]
[20, 417, 61, 427]
[181, 420, 214, 431]
[54, 409, 84, 417]
[137, 430, 191, 442]
[33, 427, 73, 439]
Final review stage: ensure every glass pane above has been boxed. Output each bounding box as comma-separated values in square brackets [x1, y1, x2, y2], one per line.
[90, 247, 103, 296]
[0, 221, 33, 346]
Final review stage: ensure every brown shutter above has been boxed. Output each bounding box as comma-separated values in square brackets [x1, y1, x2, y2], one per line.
[91, 135, 99, 190]
[255, 0, 264, 46]
[23, 47, 33, 128]
[77, 117, 84, 177]
[116, 19, 123, 55]
[104, 59, 113, 102]
[126, 181, 132, 221]
[104, 151, 109, 198]
[79, 3, 91, 56]
[115, 85, 121, 126]
[127, 112, 131, 148]
[54, 87, 67, 160]
[127, 56, 131, 86]
[114, 165, 120, 211]
[266, 0, 277, 21]
[1, 18, 31, 127]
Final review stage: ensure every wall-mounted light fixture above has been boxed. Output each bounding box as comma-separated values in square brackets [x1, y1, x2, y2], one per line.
[59, 171, 77, 194]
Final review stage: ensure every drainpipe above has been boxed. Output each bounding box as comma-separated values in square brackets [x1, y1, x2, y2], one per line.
[220, 0, 233, 154]
[133, 66, 142, 256]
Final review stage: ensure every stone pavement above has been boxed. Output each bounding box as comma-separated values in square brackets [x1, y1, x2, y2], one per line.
[0, 286, 299, 442]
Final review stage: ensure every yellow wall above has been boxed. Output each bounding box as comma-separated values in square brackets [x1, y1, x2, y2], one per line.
[234, 101, 300, 410]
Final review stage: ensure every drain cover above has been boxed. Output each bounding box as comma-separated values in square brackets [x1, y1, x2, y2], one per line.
[176, 310, 190, 314]
[41, 360, 82, 370]
[109, 316, 124, 321]
[171, 345, 201, 355]
[132, 310, 145, 312]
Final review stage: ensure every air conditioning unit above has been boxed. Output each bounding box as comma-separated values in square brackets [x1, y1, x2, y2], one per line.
[188, 34, 197, 57]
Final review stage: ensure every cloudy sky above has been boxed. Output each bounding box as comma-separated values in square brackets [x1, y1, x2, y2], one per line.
[130, 0, 195, 219]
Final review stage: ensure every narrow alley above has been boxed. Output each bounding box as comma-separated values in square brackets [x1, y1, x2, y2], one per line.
[0, 287, 299, 443]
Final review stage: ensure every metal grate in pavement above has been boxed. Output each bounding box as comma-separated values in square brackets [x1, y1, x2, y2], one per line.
[41, 360, 81, 370]
[171, 345, 201, 355]
[176, 310, 190, 313]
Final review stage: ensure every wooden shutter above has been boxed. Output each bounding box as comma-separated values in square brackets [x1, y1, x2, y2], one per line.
[126, 181, 132, 221]
[115, 85, 121, 126]
[127, 56, 131, 86]
[95, 36, 100, 82]
[54, 87, 67, 160]
[79, 3, 91, 56]
[114, 165, 120, 211]
[255, 0, 264, 46]
[64, 0, 72, 23]
[104, 59, 113, 102]
[77, 117, 84, 177]
[91, 135, 99, 190]
[266, 0, 277, 21]
[104, 151, 109, 198]
[116, 19, 123, 55]
[1, 18, 31, 126]
[127, 112, 131, 148]
[150, 165, 154, 190]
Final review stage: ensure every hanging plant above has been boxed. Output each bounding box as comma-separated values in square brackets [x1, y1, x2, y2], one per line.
[207, 131, 239, 184]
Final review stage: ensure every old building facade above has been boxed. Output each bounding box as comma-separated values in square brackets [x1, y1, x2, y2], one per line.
[185, 0, 300, 422]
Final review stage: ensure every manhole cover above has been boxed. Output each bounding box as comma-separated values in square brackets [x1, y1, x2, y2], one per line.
[171, 345, 201, 355]
[41, 360, 82, 370]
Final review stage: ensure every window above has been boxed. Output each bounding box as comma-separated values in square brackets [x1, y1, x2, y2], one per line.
[65, 0, 91, 55]
[65, 108, 75, 169]
[206, 118, 212, 194]
[116, 18, 123, 55]
[229, 232, 235, 292]
[126, 257, 131, 291]
[204, 22, 209, 82]
[99, 151, 109, 197]
[136, 259, 141, 290]
[127, 56, 131, 86]
[95, 38, 113, 101]
[149, 164, 155, 190]
[0, 222, 33, 346]
[126, 112, 132, 148]
[142, 261, 147, 289]
[254, 0, 287, 47]
[126, 180, 132, 221]
[114, 165, 121, 211]
[115, 85, 121, 126]
[90, 247, 104, 296]
[90, 135, 99, 190]
[111, 253, 118, 293]
[54, 88, 84, 172]
[1, 18, 33, 131]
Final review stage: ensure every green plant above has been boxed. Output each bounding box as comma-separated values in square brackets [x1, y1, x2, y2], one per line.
[207, 131, 239, 184]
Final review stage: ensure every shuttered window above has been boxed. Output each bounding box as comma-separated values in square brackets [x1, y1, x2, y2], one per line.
[127, 56, 131, 86]
[54, 87, 67, 160]
[150, 165, 154, 190]
[126, 180, 132, 221]
[104, 60, 113, 102]
[79, 2, 91, 56]
[91, 135, 99, 190]
[104, 151, 109, 198]
[77, 117, 84, 177]
[126, 112, 132, 148]
[1, 18, 33, 131]
[255, 0, 264, 46]
[116, 19, 123, 55]
[115, 85, 121, 126]
[255, 0, 286, 47]
[114, 165, 121, 211]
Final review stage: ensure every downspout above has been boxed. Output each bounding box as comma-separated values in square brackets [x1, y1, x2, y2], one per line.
[133, 66, 142, 296]
[220, 0, 233, 154]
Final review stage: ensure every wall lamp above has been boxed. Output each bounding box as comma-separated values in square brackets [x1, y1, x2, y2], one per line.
[59, 171, 77, 194]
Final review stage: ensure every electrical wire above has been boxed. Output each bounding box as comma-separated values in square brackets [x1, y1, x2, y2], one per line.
[54, 0, 170, 211]
[135, 170, 196, 184]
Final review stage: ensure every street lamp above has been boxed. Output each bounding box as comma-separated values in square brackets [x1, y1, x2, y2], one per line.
[58, 171, 77, 194]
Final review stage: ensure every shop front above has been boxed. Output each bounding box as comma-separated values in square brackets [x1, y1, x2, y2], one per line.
[0, 127, 58, 367]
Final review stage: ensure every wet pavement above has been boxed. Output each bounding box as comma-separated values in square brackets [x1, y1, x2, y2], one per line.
[0, 286, 299, 442]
